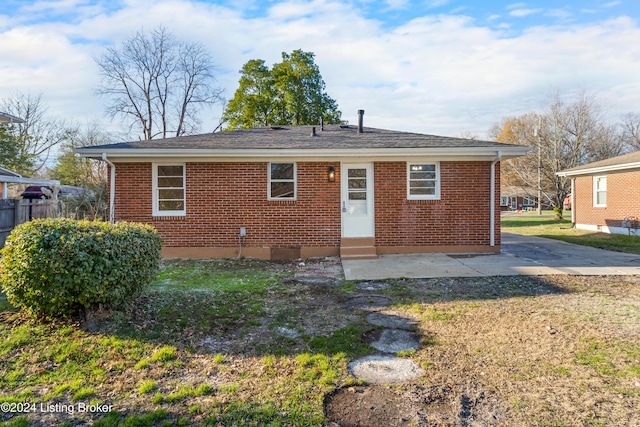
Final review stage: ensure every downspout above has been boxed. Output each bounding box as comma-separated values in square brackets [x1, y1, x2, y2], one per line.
[490, 151, 502, 247]
[102, 153, 116, 224]
[570, 177, 575, 226]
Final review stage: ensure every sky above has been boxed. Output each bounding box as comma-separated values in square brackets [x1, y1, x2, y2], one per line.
[1, 0, 639, 140]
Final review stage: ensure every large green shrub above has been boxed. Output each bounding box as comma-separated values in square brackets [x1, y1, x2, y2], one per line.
[0, 218, 162, 319]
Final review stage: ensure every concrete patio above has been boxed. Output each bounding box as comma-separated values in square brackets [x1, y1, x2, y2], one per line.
[341, 233, 640, 280]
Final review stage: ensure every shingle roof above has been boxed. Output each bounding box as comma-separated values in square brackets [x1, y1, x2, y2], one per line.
[82, 125, 518, 151]
[76, 124, 530, 161]
[557, 150, 640, 176]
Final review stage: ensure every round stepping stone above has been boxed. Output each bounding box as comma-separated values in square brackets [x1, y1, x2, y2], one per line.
[369, 329, 420, 353]
[345, 295, 392, 310]
[366, 312, 418, 330]
[349, 355, 423, 384]
[354, 281, 390, 291]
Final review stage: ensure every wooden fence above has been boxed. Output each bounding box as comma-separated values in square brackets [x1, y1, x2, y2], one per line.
[0, 199, 59, 247]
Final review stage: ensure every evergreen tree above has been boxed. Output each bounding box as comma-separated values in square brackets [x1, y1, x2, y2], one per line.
[223, 50, 341, 129]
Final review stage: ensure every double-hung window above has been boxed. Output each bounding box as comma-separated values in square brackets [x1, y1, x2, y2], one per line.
[593, 175, 607, 207]
[407, 162, 440, 200]
[269, 162, 296, 200]
[153, 163, 186, 216]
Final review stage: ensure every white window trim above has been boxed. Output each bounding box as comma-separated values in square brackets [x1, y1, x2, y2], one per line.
[152, 163, 186, 216]
[523, 197, 536, 206]
[268, 162, 297, 200]
[593, 175, 607, 208]
[407, 162, 441, 200]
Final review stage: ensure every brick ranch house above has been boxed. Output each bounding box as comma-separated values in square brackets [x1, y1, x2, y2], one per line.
[76, 115, 529, 260]
[557, 150, 640, 236]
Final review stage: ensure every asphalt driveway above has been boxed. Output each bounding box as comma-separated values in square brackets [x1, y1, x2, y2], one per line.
[342, 232, 640, 280]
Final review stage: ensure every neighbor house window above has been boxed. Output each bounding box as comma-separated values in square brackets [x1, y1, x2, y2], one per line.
[407, 162, 440, 200]
[593, 175, 607, 207]
[153, 163, 186, 216]
[269, 162, 296, 200]
[523, 197, 536, 206]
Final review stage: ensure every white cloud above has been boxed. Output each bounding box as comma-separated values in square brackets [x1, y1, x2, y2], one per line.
[425, 0, 452, 8]
[384, 0, 410, 10]
[507, 3, 527, 10]
[0, 0, 639, 139]
[509, 8, 543, 17]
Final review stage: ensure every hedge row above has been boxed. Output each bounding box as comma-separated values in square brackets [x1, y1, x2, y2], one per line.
[0, 218, 161, 319]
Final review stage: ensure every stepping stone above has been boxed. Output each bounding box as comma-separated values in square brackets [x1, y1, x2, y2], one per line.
[355, 281, 390, 291]
[349, 355, 423, 384]
[294, 275, 343, 286]
[366, 312, 418, 330]
[345, 296, 392, 310]
[369, 328, 420, 353]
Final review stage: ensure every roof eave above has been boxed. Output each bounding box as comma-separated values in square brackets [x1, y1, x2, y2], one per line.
[557, 162, 640, 177]
[0, 176, 60, 185]
[76, 146, 530, 161]
[0, 112, 25, 124]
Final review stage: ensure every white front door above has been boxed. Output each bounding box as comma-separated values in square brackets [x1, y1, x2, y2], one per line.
[341, 163, 374, 238]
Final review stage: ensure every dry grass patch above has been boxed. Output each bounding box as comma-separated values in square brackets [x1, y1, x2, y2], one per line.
[386, 275, 640, 427]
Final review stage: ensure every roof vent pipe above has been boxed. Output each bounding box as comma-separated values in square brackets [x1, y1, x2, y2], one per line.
[311, 126, 317, 136]
[357, 110, 364, 133]
[321, 117, 324, 131]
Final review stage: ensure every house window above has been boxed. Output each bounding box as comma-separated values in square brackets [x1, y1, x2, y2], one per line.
[153, 163, 186, 216]
[269, 162, 296, 200]
[500, 196, 508, 206]
[407, 162, 440, 200]
[593, 176, 607, 207]
[523, 197, 536, 206]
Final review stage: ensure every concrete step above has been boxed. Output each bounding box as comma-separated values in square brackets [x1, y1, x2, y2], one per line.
[340, 237, 378, 260]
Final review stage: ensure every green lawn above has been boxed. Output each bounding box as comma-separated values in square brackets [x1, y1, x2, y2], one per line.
[0, 259, 371, 426]
[501, 211, 640, 255]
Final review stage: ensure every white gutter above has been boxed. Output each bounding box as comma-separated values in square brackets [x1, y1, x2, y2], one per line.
[77, 146, 530, 161]
[556, 162, 640, 177]
[102, 153, 116, 224]
[490, 151, 502, 247]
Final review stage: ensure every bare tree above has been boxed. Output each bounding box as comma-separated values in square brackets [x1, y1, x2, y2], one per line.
[620, 113, 640, 151]
[496, 91, 624, 219]
[1, 93, 69, 175]
[95, 25, 223, 140]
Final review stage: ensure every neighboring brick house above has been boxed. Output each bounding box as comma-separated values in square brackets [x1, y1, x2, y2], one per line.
[76, 117, 529, 259]
[557, 150, 640, 236]
[500, 185, 539, 211]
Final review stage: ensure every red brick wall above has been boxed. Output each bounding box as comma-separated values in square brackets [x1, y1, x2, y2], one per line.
[110, 160, 500, 251]
[374, 161, 499, 247]
[112, 162, 341, 248]
[573, 170, 640, 228]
